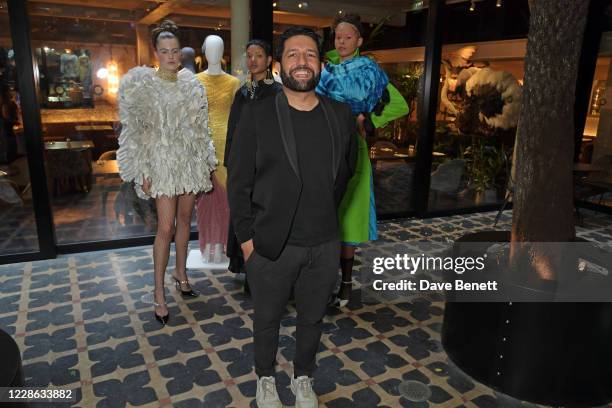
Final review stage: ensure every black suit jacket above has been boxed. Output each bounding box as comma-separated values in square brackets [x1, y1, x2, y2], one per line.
[227, 92, 357, 260]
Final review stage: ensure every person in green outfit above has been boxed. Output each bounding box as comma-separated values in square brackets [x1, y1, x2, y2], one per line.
[316, 12, 409, 307]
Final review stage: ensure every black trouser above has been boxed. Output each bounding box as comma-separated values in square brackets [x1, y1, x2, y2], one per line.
[246, 239, 340, 378]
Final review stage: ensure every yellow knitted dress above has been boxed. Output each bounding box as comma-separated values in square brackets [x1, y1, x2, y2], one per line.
[195, 72, 240, 186]
[195, 72, 240, 252]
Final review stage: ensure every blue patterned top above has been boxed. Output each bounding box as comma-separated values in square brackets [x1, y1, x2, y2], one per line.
[316, 55, 389, 116]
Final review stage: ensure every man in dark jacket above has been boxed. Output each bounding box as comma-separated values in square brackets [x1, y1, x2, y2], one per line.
[227, 27, 357, 408]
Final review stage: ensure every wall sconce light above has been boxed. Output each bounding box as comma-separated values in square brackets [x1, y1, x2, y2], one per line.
[469, 0, 475, 11]
[107, 61, 119, 94]
[96, 67, 108, 79]
[496, 0, 502, 7]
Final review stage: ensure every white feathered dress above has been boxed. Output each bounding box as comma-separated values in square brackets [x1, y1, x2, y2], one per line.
[117, 67, 217, 199]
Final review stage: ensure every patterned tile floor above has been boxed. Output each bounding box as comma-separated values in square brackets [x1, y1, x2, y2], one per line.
[1, 210, 612, 407]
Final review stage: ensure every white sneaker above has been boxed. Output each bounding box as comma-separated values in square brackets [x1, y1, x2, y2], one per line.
[256, 376, 282, 408]
[290, 376, 319, 408]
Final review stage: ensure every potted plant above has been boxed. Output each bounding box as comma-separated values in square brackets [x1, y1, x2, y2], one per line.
[464, 138, 509, 202]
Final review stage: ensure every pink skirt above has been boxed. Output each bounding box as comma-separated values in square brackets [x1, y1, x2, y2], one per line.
[196, 173, 229, 252]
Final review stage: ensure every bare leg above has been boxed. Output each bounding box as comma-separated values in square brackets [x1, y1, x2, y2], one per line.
[153, 195, 178, 317]
[341, 245, 356, 260]
[174, 193, 196, 290]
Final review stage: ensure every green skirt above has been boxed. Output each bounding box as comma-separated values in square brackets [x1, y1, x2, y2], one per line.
[338, 134, 378, 244]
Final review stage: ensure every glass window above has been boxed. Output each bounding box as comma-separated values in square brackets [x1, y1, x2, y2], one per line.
[576, 31, 612, 208]
[428, 0, 529, 212]
[273, 1, 427, 216]
[28, 1, 233, 244]
[0, 11, 39, 255]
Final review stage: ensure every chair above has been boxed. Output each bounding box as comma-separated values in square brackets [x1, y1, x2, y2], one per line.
[45, 148, 93, 195]
[98, 150, 118, 215]
[493, 180, 513, 227]
[430, 159, 466, 199]
[113, 182, 156, 227]
[575, 154, 612, 208]
[98, 150, 117, 161]
[372, 141, 400, 171]
[0, 179, 23, 205]
[493, 157, 514, 227]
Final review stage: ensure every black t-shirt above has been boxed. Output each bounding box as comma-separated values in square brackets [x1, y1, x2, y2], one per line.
[287, 103, 338, 246]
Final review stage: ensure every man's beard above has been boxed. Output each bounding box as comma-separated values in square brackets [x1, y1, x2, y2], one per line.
[280, 65, 320, 92]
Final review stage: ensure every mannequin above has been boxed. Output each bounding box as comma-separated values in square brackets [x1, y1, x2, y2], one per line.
[203, 35, 225, 75]
[78, 51, 92, 97]
[78, 52, 91, 82]
[195, 35, 240, 264]
[180, 47, 197, 73]
[60, 50, 79, 79]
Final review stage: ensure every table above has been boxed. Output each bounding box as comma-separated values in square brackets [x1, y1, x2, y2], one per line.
[45, 140, 95, 150]
[370, 148, 446, 168]
[573, 163, 604, 177]
[93, 159, 119, 176]
[75, 125, 114, 132]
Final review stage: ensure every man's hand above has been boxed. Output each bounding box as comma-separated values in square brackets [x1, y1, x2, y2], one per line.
[241, 239, 254, 261]
[142, 177, 151, 195]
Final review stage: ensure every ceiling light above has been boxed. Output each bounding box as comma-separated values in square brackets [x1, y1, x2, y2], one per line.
[272, 2, 277, 7]
[496, 0, 502, 6]
[469, 0, 475, 11]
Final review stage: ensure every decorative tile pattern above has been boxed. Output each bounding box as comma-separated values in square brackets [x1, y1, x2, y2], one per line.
[1, 210, 612, 407]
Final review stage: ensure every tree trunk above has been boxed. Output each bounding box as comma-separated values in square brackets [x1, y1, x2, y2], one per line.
[511, 0, 590, 280]
[512, 0, 589, 244]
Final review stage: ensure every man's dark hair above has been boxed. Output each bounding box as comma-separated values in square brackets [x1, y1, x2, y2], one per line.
[275, 27, 323, 61]
[332, 12, 364, 38]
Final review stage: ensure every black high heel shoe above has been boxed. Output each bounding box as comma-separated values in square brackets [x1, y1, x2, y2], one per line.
[154, 300, 169, 325]
[172, 275, 199, 298]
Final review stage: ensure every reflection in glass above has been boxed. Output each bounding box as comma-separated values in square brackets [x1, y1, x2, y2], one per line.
[430, 41, 524, 212]
[27, 1, 234, 244]
[576, 36, 612, 209]
[36, 47, 94, 109]
[1, 14, 39, 255]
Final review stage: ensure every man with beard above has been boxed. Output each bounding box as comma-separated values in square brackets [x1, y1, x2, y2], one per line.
[227, 27, 357, 408]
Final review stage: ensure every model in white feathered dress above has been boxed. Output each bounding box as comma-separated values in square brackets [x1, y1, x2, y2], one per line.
[116, 19, 217, 325]
[117, 66, 217, 199]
